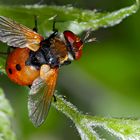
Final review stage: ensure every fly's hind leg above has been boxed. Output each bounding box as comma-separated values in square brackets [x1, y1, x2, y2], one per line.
[33, 15, 38, 32]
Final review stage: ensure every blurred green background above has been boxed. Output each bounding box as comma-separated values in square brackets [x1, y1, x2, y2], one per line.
[0, 0, 140, 140]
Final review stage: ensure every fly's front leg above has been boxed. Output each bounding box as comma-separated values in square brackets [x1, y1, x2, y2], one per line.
[52, 18, 58, 33]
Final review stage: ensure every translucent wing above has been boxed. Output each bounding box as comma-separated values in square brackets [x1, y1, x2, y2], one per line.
[28, 65, 58, 127]
[0, 16, 43, 51]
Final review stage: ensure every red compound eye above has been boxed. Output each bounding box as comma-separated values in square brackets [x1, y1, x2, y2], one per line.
[63, 30, 83, 60]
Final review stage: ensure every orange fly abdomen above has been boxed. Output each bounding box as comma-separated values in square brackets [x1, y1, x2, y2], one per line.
[6, 48, 40, 86]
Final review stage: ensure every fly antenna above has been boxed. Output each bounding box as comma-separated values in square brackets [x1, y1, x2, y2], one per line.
[35, 0, 44, 5]
[84, 37, 96, 43]
[83, 28, 96, 44]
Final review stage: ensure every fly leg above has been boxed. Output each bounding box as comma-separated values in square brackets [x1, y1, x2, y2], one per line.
[52, 17, 58, 33]
[33, 15, 38, 32]
[53, 95, 57, 102]
[40, 15, 59, 43]
[49, 15, 58, 38]
[49, 16, 59, 39]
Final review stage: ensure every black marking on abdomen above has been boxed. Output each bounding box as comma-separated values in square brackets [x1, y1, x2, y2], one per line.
[16, 64, 21, 71]
[8, 68, 12, 74]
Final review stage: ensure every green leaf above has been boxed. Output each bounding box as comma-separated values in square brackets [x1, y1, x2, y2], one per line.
[0, 0, 139, 34]
[0, 88, 16, 140]
[0, 0, 140, 139]
[53, 93, 140, 140]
